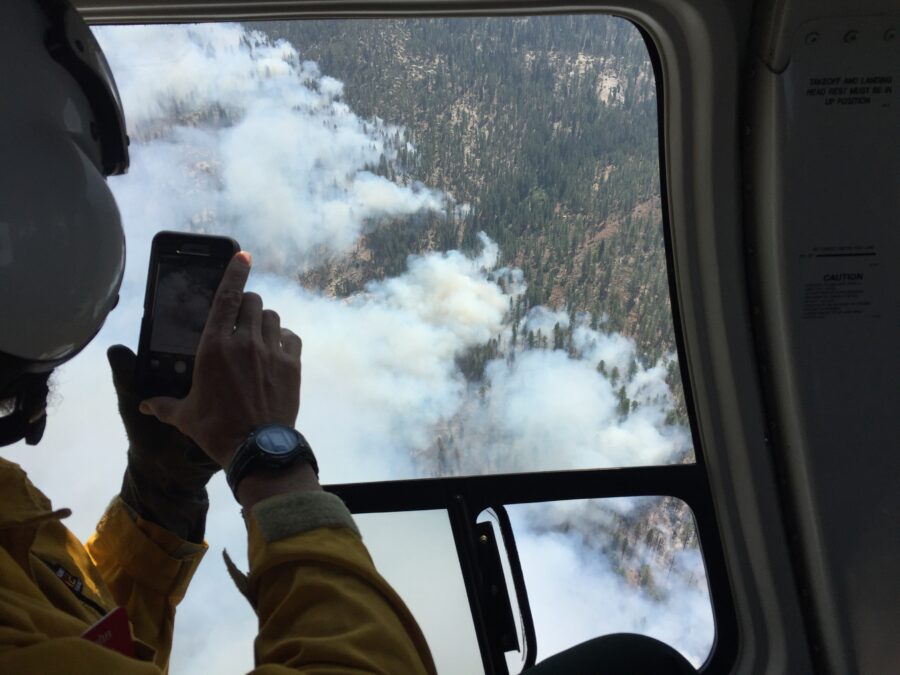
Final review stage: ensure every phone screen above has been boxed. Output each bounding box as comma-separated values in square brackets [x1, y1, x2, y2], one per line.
[149, 257, 224, 355]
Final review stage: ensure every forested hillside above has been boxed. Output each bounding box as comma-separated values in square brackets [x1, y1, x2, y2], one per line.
[251, 17, 681, 375]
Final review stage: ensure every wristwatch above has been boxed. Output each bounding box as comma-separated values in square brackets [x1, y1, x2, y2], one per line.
[225, 424, 318, 499]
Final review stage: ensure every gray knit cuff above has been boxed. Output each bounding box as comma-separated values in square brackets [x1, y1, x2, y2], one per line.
[250, 490, 360, 543]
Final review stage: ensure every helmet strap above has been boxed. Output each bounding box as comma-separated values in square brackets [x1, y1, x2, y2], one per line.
[0, 372, 51, 447]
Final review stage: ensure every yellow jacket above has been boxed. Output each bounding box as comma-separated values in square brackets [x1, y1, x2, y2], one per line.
[0, 458, 436, 674]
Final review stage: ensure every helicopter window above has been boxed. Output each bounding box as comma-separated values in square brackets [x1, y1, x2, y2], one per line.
[356, 509, 487, 674]
[89, 16, 690, 484]
[349, 498, 715, 673]
[2, 14, 736, 674]
[484, 498, 714, 671]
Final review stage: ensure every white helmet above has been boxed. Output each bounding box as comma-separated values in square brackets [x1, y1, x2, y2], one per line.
[0, 0, 128, 445]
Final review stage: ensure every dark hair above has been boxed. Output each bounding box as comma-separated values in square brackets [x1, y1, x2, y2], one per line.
[0, 353, 53, 445]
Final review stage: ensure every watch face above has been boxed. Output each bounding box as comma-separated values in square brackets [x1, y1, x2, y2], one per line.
[256, 425, 300, 456]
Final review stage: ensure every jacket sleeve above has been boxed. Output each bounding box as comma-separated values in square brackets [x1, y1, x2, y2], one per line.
[84, 497, 207, 672]
[241, 490, 437, 675]
[0, 639, 169, 674]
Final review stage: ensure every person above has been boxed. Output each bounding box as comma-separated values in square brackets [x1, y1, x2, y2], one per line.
[0, 1, 436, 673]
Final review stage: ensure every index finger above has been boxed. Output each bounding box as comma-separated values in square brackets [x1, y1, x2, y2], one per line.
[204, 251, 252, 337]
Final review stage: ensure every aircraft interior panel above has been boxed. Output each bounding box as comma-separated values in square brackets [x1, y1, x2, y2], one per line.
[748, 8, 899, 674]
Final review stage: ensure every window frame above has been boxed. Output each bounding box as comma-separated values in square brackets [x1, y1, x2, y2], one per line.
[77, 1, 778, 672]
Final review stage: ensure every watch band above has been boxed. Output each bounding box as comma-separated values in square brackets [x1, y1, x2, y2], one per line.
[226, 426, 318, 500]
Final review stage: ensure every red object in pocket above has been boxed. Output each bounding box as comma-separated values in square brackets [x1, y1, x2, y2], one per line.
[81, 606, 135, 658]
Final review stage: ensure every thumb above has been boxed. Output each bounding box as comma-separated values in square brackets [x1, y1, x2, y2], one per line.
[107, 345, 137, 394]
[139, 396, 180, 425]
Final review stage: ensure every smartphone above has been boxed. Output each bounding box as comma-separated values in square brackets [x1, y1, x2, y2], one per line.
[136, 231, 240, 398]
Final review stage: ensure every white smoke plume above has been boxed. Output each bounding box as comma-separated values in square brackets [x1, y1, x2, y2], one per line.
[2, 21, 712, 673]
[251, 235, 509, 483]
[97, 24, 445, 271]
[523, 305, 571, 335]
[448, 344, 689, 476]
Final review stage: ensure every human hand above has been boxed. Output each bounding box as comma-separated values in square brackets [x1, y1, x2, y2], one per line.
[139, 252, 303, 468]
[108, 344, 219, 541]
[109, 344, 220, 487]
